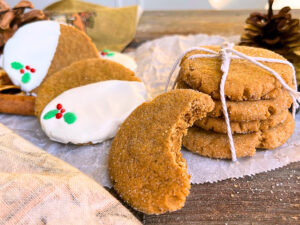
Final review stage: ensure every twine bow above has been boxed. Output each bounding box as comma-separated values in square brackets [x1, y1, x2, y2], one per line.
[165, 43, 300, 161]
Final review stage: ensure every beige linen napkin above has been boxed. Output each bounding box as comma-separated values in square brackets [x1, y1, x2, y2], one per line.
[0, 123, 142, 225]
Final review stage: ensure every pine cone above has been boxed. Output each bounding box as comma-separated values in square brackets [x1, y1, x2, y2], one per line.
[0, 0, 47, 54]
[240, 0, 300, 67]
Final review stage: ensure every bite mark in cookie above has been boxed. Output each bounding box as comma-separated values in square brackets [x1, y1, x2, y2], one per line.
[109, 89, 214, 214]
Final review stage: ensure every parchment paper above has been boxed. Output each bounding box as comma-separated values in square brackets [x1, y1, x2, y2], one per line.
[1, 34, 299, 187]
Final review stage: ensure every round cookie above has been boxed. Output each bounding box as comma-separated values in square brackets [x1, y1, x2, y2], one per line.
[183, 113, 295, 159]
[176, 72, 282, 100]
[176, 78, 292, 121]
[179, 45, 294, 101]
[258, 113, 295, 149]
[40, 80, 147, 144]
[175, 76, 191, 89]
[100, 49, 137, 72]
[109, 89, 215, 214]
[35, 58, 139, 119]
[195, 110, 289, 134]
[1, 21, 99, 93]
[209, 89, 292, 121]
[183, 127, 259, 159]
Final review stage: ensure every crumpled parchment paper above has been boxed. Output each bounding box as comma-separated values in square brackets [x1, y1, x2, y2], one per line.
[1, 34, 299, 187]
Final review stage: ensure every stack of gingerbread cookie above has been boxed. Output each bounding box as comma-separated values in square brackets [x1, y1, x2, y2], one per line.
[175, 45, 296, 159]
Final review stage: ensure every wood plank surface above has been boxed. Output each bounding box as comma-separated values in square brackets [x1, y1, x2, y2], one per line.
[145, 162, 300, 225]
[126, 9, 300, 51]
[124, 10, 300, 225]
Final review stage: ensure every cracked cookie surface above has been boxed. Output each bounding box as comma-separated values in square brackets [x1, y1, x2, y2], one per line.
[179, 45, 294, 101]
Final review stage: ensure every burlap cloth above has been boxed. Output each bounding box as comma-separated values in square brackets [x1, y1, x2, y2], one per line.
[44, 0, 139, 51]
[0, 123, 142, 225]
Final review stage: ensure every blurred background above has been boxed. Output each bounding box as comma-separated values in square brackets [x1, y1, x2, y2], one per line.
[6, 0, 300, 10]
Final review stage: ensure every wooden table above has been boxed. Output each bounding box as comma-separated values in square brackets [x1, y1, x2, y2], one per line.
[123, 10, 300, 224]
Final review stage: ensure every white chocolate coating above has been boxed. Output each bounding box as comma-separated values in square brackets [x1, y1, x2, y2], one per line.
[40, 80, 147, 144]
[3, 21, 60, 92]
[100, 51, 137, 72]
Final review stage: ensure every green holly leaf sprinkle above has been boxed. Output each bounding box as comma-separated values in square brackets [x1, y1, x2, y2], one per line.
[63, 112, 77, 124]
[107, 52, 115, 57]
[43, 109, 59, 120]
[21, 73, 31, 83]
[103, 49, 109, 53]
[11, 61, 24, 70]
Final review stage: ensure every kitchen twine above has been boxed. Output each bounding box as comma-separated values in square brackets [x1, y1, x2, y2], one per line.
[165, 42, 300, 161]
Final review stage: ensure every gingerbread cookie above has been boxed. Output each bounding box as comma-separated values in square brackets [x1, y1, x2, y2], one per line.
[36, 58, 145, 145]
[209, 89, 292, 121]
[176, 73, 283, 100]
[183, 127, 259, 159]
[195, 110, 289, 134]
[175, 76, 191, 89]
[183, 113, 294, 159]
[258, 113, 295, 149]
[109, 89, 214, 214]
[40, 80, 147, 144]
[100, 49, 137, 72]
[179, 45, 294, 101]
[35, 58, 139, 119]
[1, 21, 99, 93]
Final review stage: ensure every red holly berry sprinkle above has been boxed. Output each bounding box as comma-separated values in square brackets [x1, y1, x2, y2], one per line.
[101, 51, 107, 56]
[20, 69, 24, 74]
[56, 104, 62, 110]
[60, 108, 66, 113]
[25, 65, 30, 70]
[56, 113, 63, 119]
[30, 68, 36, 73]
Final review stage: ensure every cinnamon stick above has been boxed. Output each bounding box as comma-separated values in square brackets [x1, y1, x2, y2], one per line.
[0, 94, 35, 116]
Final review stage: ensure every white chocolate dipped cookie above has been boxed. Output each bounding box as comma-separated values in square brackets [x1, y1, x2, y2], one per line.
[35, 58, 145, 145]
[100, 49, 137, 72]
[1, 21, 99, 93]
[40, 80, 147, 144]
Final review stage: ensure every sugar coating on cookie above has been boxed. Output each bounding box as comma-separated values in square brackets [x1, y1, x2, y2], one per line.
[109, 89, 214, 214]
[35, 58, 139, 119]
[258, 112, 295, 149]
[195, 110, 289, 134]
[176, 73, 282, 100]
[209, 89, 292, 122]
[40, 80, 147, 144]
[2, 21, 99, 93]
[183, 127, 259, 159]
[100, 49, 137, 72]
[179, 45, 294, 101]
[183, 113, 294, 159]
